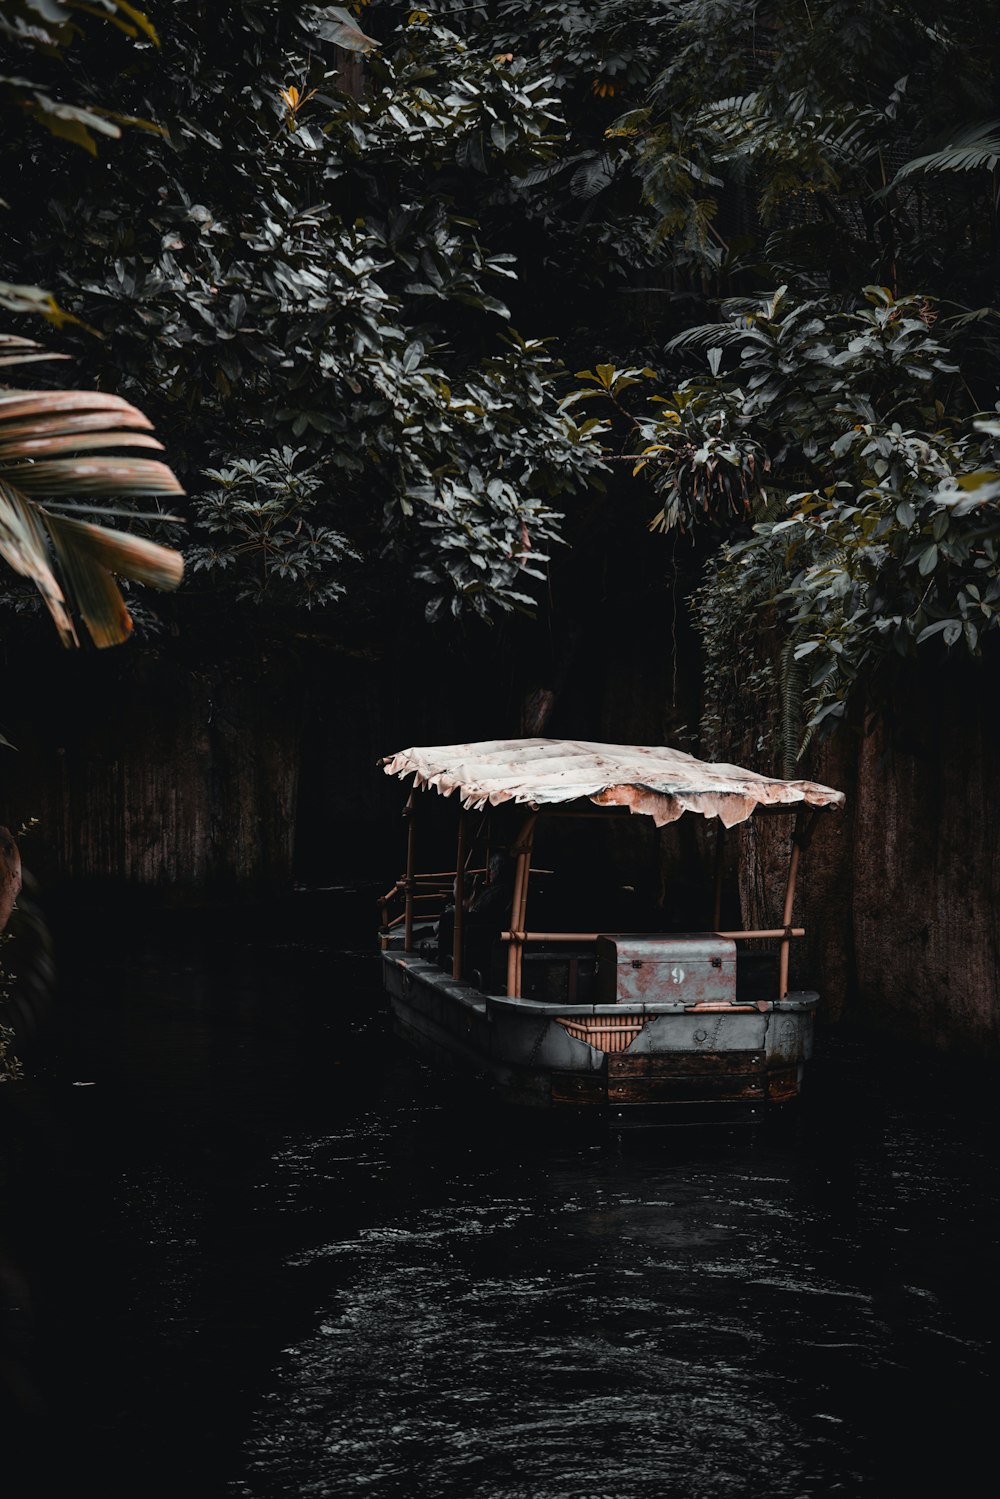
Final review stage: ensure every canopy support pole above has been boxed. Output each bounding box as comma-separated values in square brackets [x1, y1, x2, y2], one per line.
[452, 811, 467, 980]
[403, 792, 416, 953]
[712, 823, 726, 929]
[506, 815, 537, 999]
[778, 808, 810, 998]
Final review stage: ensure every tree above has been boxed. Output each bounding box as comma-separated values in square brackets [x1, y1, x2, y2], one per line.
[549, 0, 1000, 758]
[2, 3, 611, 641]
[9, 0, 1000, 754]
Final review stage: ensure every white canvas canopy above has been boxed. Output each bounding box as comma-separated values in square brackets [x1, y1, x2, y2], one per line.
[381, 737, 845, 829]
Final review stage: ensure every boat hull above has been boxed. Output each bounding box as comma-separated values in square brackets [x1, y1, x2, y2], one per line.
[382, 950, 816, 1125]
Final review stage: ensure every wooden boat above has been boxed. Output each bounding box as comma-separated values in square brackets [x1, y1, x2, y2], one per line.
[378, 739, 844, 1125]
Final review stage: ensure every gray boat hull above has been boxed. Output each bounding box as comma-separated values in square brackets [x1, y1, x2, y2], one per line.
[382, 950, 817, 1123]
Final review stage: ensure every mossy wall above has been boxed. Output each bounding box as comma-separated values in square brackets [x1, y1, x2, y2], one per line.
[743, 678, 1000, 1057]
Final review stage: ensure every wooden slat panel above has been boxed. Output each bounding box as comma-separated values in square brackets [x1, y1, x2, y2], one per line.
[556, 1014, 646, 1053]
[551, 1070, 606, 1107]
[608, 1072, 765, 1104]
[609, 1050, 762, 1079]
[767, 1066, 799, 1103]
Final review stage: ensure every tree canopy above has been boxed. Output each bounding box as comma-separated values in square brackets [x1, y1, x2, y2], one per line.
[3, 0, 1000, 756]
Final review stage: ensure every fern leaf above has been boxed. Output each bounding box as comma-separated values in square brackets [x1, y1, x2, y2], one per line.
[888, 121, 1000, 189]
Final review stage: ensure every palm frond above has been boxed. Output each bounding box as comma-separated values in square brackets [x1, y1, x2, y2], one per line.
[0, 336, 185, 647]
[570, 151, 618, 201]
[4, 455, 181, 495]
[666, 320, 748, 352]
[0, 475, 78, 645]
[0, 333, 72, 369]
[888, 121, 1000, 190]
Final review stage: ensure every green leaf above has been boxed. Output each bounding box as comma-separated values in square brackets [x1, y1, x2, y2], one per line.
[491, 121, 516, 152]
[23, 96, 122, 155]
[309, 5, 379, 54]
[916, 619, 954, 643]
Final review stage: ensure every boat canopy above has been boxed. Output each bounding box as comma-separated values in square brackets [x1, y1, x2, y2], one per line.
[381, 738, 845, 829]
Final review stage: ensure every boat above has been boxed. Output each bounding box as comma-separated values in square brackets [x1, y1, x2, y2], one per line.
[378, 739, 845, 1125]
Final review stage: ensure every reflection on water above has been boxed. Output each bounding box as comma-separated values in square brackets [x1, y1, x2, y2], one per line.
[1, 899, 998, 1497]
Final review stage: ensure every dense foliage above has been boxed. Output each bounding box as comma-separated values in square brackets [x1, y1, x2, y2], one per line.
[2, 2, 616, 638]
[626, 0, 1000, 754]
[682, 290, 1000, 757]
[550, 0, 1000, 755]
[4, 0, 1000, 754]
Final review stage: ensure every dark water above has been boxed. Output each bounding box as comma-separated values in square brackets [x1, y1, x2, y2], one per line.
[2, 896, 998, 1497]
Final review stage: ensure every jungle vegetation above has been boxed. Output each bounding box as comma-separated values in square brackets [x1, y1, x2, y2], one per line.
[3, 0, 1000, 758]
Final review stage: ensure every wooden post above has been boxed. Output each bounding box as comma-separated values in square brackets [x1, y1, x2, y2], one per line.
[506, 815, 536, 999]
[778, 809, 804, 999]
[514, 819, 536, 999]
[453, 811, 467, 980]
[513, 817, 538, 999]
[505, 858, 525, 999]
[403, 792, 416, 952]
[712, 822, 725, 929]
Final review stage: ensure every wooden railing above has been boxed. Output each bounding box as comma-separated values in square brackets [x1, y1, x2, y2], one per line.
[499, 928, 806, 1002]
[377, 870, 488, 948]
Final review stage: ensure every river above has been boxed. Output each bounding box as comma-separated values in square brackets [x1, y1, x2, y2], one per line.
[1, 894, 997, 1496]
